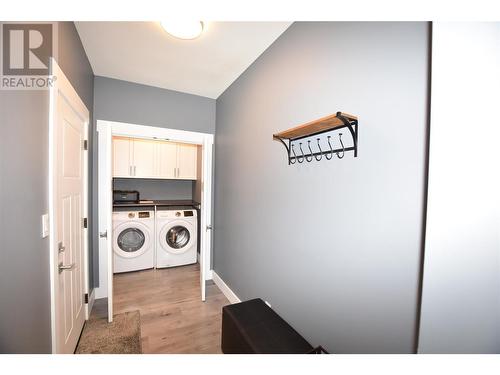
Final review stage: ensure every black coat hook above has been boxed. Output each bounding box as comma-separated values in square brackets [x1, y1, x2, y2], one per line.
[290, 144, 297, 164]
[297, 142, 305, 163]
[337, 133, 345, 159]
[325, 136, 334, 160]
[315, 138, 323, 161]
[305, 140, 314, 162]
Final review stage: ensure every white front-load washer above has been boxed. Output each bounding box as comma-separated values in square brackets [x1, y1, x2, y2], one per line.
[156, 209, 197, 268]
[113, 209, 155, 273]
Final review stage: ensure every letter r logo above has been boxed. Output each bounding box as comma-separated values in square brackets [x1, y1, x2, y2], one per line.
[2, 23, 52, 75]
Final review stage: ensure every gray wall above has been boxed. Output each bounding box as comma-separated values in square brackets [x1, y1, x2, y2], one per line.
[418, 23, 500, 353]
[58, 22, 94, 109]
[94, 76, 216, 133]
[0, 22, 93, 353]
[93, 76, 216, 285]
[0, 90, 51, 353]
[113, 178, 193, 200]
[214, 22, 430, 353]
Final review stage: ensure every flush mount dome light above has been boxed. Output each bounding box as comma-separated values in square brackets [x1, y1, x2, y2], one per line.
[160, 21, 204, 40]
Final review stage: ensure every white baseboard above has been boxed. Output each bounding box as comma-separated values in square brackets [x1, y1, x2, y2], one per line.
[212, 271, 241, 304]
[94, 285, 107, 299]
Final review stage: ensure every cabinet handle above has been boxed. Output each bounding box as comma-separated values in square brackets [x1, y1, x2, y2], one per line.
[134, 166, 136, 176]
[129, 166, 132, 176]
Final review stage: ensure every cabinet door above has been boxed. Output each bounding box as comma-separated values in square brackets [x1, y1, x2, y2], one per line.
[132, 138, 157, 178]
[113, 137, 132, 177]
[177, 143, 198, 180]
[157, 141, 177, 179]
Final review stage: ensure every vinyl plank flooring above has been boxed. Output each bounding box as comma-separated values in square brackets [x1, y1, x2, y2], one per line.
[91, 263, 229, 354]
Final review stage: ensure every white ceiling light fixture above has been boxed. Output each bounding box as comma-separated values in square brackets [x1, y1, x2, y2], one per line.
[160, 21, 204, 40]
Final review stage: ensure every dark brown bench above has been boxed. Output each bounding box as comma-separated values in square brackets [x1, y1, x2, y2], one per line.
[221, 298, 325, 354]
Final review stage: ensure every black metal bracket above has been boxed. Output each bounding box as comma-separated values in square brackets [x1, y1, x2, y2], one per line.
[273, 112, 358, 165]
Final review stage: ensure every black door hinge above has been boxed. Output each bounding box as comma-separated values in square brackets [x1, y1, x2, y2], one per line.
[84, 293, 89, 304]
[83, 140, 88, 150]
[83, 218, 88, 228]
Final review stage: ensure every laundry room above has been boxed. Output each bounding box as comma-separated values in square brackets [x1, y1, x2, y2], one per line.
[111, 136, 203, 271]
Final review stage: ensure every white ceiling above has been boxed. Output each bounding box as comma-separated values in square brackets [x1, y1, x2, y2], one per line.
[75, 22, 291, 99]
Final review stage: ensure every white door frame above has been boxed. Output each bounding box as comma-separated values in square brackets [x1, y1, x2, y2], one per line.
[96, 124, 113, 320]
[96, 120, 214, 321]
[48, 58, 90, 353]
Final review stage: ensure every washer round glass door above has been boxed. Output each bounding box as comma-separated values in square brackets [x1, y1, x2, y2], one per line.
[113, 221, 151, 258]
[118, 228, 145, 252]
[159, 220, 194, 254]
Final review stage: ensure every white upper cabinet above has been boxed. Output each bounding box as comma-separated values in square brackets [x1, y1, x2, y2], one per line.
[157, 141, 177, 179]
[113, 137, 133, 177]
[177, 143, 198, 180]
[132, 138, 157, 178]
[112, 137, 198, 180]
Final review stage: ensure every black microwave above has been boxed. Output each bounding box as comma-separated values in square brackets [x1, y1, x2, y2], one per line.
[113, 190, 140, 203]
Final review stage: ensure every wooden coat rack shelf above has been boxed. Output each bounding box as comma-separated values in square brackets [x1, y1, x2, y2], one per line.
[273, 112, 358, 165]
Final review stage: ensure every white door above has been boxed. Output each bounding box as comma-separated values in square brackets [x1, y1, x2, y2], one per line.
[157, 141, 177, 179]
[177, 143, 198, 180]
[133, 138, 156, 178]
[199, 140, 213, 301]
[97, 125, 114, 322]
[113, 137, 132, 177]
[50, 61, 89, 353]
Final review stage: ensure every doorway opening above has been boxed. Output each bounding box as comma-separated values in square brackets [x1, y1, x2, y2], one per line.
[95, 120, 214, 323]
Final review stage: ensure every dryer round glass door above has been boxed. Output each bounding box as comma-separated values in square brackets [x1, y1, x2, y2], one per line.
[113, 221, 152, 258]
[166, 226, 191, 249]
[159, 220, 195, 254]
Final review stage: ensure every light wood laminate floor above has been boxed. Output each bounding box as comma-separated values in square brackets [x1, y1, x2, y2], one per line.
[91, 263, 229, 353]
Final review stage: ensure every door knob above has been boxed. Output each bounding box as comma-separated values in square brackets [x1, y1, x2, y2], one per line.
[58, 242, 65, 253]
[58, 262, 75, 273]
[99, 231, 108, 238]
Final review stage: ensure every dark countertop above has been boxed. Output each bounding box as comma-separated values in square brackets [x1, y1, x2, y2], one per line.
[113, 200, 200, 208]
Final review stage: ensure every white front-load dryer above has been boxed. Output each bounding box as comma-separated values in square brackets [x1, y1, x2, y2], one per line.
[113, 209, 155, 273]
[156, 209, 197, 268]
